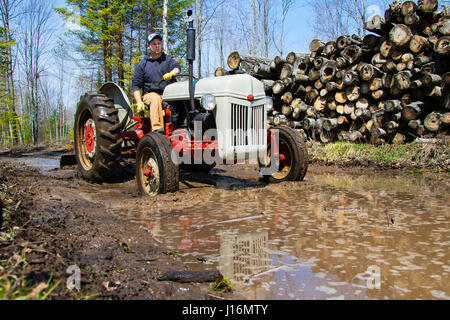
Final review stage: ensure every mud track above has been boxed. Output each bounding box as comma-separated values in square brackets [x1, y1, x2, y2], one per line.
[0, 146, 242, 300]
[1, 144, 448, 300]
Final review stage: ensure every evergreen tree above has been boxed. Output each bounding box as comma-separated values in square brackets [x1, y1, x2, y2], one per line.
[56, 0, 192, 94]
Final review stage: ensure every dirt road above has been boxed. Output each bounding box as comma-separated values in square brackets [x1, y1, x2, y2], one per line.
[0, 146, 241, 300]
[1, 145, 449, 300]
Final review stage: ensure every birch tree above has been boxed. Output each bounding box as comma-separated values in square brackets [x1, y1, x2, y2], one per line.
[262, 0, 272, 57]
[195, 0, 203, 77]
[19, 0, 54, 144]
[163, 0, 168, 52]
[279, 0, 294, 56]
[0, 0, 22, 144]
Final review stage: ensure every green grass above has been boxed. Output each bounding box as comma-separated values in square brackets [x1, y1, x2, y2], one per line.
[0, 270, 61, 300]
[212, 275, 232, 292]
[309, 141, 449, 169]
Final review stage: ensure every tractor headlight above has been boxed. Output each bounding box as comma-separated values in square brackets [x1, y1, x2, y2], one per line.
[265, 96, 273, 111]
[200, 94, 216, 111]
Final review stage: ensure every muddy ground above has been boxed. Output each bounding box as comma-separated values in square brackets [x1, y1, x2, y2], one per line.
[0, 143, 448, 300]
[0, 145, 242, 300]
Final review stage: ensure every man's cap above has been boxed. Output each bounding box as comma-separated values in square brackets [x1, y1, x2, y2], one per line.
[147, 33, 162, 45]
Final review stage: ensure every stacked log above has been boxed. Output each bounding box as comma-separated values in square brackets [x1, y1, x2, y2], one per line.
[216, 0, 449, 144]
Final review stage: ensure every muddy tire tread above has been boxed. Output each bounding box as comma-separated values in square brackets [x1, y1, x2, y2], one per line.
[136, 133, 179, 196]
[152, 133, 179, 193]
[74, 92, 122, 182]
[264, 126, 308, 183]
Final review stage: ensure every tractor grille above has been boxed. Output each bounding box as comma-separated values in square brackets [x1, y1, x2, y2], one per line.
[231, 103, 265, 147]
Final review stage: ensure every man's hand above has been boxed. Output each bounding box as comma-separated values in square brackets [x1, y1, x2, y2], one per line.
[163, 72, 174, 81]
[136, 102, 146, 113]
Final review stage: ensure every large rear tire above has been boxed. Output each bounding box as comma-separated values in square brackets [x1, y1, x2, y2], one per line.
[136, 132, 179, 196]
[260, 126, 308, 183]
[74, 92, 122, 182]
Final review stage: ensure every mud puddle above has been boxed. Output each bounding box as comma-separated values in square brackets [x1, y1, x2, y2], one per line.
[75, 164, 449, 300]
[2, 152, 449, 300]
[0, 150, 64, 173]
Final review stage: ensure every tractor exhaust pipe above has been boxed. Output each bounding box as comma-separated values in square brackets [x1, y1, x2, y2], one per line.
[186, 10, 196, 113]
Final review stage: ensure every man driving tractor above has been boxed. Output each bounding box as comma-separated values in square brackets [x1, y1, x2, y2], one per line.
[131, 33, 181, 134]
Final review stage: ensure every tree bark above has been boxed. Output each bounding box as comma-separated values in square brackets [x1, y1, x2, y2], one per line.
[402, 102, 424, 120]
[419, 0, 438, 13]
[360, 64, 382, 81]
[272, 80, 285, 95]
[433, 36, 450, 56]
[424, 112, 441, 131]
[320, 62, 337, 84]
[157, 271, 222, 283]
[344, 70, 359, 86]
[365, 15, 389, 35]
[310, 39, 325, 53]
[346, 86, 360, 101]
[389, 24, 413, 47]
[280, 63, 293, 80]
[422, 74, 442, 86]
[227, 52, 272, 70]
[335, 91, 347, 104]
[314, 96, 327, 112]
[341, 45, 363, 64]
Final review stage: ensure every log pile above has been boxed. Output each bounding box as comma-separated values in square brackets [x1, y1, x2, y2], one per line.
[216, 0, 450, 144]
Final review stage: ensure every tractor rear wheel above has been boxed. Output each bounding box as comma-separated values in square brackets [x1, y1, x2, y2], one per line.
[260, 126, 308, 183]
[136, 132, 179, 196]
[74, 92, 122, 182]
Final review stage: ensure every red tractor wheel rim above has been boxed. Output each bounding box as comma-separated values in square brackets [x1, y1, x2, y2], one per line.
[141, 152, 160, 196]
[144, 163, 155, 184]
[272, 139, 293, 180]
[84, 119, 96, 158]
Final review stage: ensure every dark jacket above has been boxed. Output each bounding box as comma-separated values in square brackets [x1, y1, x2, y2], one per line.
[131, 52, 181, 95]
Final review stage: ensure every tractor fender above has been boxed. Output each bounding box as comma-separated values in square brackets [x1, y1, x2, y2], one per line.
[100, 82, 132, 126]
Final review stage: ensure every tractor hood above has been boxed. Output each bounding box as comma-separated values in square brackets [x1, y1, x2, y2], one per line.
[162, 73, 266, 101]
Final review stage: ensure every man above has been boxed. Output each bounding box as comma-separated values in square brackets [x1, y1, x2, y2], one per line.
[132, 33, 181, 133]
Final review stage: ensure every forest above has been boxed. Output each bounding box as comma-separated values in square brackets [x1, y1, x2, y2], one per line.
[0, 0, 394, 146]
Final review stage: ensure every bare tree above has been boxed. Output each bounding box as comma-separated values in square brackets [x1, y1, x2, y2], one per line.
[163, 0, 168, 52]
[195, 0, 229, 77]
[262, 0, 272, 57]
[279, 0, 294, 57]
[250, 0, 263, 56]
[212, 2, 226, 68]
[307, 0, 390, 40]
[353, 0, 366, 37]
[195, 0, 203, 77]
[0, 0, 22, 144]
[307, 0, 353, 41]
[52, 41, 68, 144]
[19, 0, 54, 144]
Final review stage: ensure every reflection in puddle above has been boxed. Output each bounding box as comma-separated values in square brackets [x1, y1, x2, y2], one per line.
[83, 166, 449, 300]
[7, 157, 60, 172]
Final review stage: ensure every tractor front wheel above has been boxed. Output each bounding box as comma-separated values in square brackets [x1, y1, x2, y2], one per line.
[136, 132, 179, 196]
[260, 126, 308, 183]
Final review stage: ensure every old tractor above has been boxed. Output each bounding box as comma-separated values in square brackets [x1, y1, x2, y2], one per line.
[73, 10, 308, 197]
